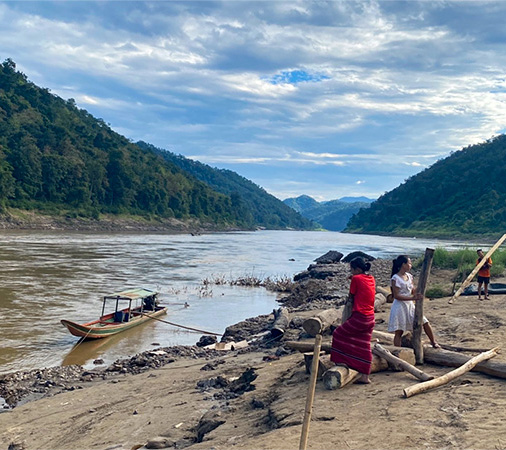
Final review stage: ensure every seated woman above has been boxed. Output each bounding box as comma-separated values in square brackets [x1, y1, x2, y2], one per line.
[330, 257, 376, 384]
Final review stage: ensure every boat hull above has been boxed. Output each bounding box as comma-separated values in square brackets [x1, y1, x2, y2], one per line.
[61, 307, 168, 339]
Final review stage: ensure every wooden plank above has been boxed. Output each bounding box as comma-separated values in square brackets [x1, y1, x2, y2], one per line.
[449, 233, 506, 304]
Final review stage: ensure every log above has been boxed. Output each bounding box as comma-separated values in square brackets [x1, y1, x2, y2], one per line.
[423, 345, 506, 379]
[299, 334, 322, 450]
[341, 295, 353, 323]
[403, 347, 500, 398]
[413, 248, 434, 364]
[374, 293, 387, 312]
[323, 365, 358, 389]
[322, 354, 391, 389]
[376, 285, 391, 297]
[303, 353, 337, 379]
[449, 233, 506, 304]
[271, 307, 291, 338]
[373, 343, 433, 381]
[302, 308, 342, 337]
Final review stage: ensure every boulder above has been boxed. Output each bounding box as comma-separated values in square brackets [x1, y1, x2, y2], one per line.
[314, 251, 343, 264]
[342, 251, 376, 263]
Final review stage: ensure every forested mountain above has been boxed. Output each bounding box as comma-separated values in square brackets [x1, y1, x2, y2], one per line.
[137, 142, 315, 230]
[283, 195, 372, 231]
[346, 135, 506, 237]
[0, 58, 312, 230]
[283, 195, 319, 213]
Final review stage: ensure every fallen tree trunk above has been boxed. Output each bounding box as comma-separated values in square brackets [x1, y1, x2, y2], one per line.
[271, 307, 291, 338]
[423, 345, 506, 379]
[376, 286, 391, 297]
[404, 347, 500, 398]
[302, 308, 342, 337]
[373, 343, 433, 381]
[374, 293, 387, 312]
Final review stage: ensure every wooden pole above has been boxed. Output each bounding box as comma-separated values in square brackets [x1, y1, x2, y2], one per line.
[299, 333, 322, 450]
[413, 248, 434, 364]
[372, 343, 433, 381]
[448, 233, 506, 304]
[403, 347, 499, 398]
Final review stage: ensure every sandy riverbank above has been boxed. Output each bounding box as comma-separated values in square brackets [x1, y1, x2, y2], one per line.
[1, 257, 506, 450]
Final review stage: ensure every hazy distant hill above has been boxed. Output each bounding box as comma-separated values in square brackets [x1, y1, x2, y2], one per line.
[346, 135, 506, 237]
[283, 195, 372, 231]
[137, 142, 315, 230]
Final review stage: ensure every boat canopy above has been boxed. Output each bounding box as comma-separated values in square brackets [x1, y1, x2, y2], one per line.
[103, 288, 157, 301]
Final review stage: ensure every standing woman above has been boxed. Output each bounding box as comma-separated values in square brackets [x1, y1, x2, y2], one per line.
[330, 257, 376, 384]
[388, 255, 440, 348]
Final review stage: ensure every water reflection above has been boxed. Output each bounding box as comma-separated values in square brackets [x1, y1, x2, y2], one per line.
[0, 230, 481, 373]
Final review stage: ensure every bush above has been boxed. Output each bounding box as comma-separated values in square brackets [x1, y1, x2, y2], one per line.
[425, 285, 450, 299]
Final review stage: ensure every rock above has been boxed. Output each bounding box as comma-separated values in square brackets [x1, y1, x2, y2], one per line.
[196, 335, 217, 347]
[145, 436, 173, 449]
[196, 411, 226, 443]
[314, 251, 343, 264]
[342, 251, 376, 263]
[8, 442, 26, 450]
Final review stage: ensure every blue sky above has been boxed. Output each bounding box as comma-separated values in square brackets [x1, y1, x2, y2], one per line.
[2, 1, 506, 201]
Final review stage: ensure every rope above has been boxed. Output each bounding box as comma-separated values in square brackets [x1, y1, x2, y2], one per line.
[140, 312, 222, 336]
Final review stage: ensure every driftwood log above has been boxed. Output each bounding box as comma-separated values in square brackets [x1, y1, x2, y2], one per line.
[423, 345, 506, 379]
[302, 308, 342, 337]
[403, 347, 500, 398]
[373, 343, 433, 381]
[376, 285, 391, 297]
[413, 248, 434, 364]
[374, 293, 387, 312]
[271, 307, 291, 338]
[341, 297, 353, 323]
[449, 233, 506, 304]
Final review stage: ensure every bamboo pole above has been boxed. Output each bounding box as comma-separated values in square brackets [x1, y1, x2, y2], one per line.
[372, 343, 433, 381]
[403, 347, 499, 398]
[413, 248, 434, 364]
[448, 233, 506, 304]
[299, 333, 322, 450]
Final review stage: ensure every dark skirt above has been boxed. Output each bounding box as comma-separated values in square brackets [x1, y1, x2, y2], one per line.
[330, 311, 375, 375]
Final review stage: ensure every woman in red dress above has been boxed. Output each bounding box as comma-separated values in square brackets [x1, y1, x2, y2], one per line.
[330, 257, 376, 384]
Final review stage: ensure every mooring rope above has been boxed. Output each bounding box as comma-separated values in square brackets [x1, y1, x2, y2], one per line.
[140, 311, 222, 336]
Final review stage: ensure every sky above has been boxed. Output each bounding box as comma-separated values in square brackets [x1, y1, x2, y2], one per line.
[1, 1, 506, 202]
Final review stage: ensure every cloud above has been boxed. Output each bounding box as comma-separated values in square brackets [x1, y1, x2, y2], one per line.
[1, 1, 506, 200]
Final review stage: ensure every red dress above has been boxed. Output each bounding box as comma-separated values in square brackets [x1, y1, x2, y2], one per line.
[330, 274, 376, 374]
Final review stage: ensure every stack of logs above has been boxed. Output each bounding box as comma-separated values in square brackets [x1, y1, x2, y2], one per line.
[286, 302, 503, 397]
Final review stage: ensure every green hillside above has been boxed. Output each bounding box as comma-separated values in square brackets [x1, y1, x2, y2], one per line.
[0, 58, 312, 230]
[283, 195, 371, 231]
[137, 142, 315, 230]
[346, 135, 506, 237]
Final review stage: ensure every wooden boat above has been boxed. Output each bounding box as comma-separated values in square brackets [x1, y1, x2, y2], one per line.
[61, 288, 167, 339]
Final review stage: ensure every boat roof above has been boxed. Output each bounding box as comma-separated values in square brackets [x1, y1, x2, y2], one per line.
[103, 288, 158, 301]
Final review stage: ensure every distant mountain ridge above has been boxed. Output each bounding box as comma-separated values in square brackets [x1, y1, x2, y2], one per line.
[283, 195, 373, 231]
[345, 134, 506, 237]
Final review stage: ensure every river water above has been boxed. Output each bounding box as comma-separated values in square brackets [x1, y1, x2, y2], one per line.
[0, 230, 481, 374]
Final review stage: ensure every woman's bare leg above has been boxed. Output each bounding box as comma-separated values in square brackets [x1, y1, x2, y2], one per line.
[423, 322, 440, 348]
[393, 330, 403, 347]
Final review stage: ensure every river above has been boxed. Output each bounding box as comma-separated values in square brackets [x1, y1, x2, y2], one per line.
[0, 230, 481, 374]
